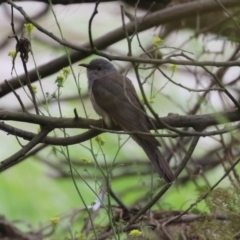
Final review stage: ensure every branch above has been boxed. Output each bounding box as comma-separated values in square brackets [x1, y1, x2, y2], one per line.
[0, 108, 240, 130]
[88, 0, 100, 49]
[124, 135, 200, 230]
[0, 122, 100, 146]
[1, 0, 239, 97]
[0, 127, 52, 171]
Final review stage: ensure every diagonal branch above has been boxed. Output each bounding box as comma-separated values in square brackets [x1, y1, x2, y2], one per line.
[1, 0, 239, 97]
[0, 127, 52, 171]
[124, 135, 200, 230]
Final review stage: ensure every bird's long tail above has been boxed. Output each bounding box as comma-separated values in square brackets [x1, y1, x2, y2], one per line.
[137, 138, 175, 183]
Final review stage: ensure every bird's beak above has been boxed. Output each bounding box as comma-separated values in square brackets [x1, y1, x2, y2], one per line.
[79, 63, 90, 69]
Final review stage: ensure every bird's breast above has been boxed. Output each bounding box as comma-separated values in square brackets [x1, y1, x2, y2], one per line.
[89, 90, 112, 128]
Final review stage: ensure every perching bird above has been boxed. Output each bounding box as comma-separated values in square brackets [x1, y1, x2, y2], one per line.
[79, 58, 175, 182]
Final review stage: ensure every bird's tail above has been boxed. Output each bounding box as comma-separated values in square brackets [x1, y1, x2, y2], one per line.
[137, 138, 175, 183]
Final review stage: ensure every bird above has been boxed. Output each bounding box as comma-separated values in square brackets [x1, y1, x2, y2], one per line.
[79, 58, 175, 182]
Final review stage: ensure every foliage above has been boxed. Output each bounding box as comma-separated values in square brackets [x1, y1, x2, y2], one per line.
[0, 0, 240, 239]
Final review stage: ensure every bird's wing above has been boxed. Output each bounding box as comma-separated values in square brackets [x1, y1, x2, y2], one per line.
[92, 72, 159, 145]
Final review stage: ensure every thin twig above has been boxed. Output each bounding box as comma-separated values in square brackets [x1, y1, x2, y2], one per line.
[121, 5, 132, 56]
[9, 5, 39, 115]
[215, 0, 240, 31]
[88, 0, 101, 49]
[163, 155, 240, 226]
[0, 127, 52, 171]
[157, 67, 224, 93]
[4, 80, 27, 112]
[90, 123, 240, 138]
[124, 136, 200, 230]
[109, 188, 129, 213]
[181, 52, 240, 111]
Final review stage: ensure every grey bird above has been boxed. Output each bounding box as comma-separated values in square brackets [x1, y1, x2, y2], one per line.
[79, 58, 175, 182]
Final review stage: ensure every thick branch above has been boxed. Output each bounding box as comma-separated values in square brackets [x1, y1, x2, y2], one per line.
[0, 108, 239, 130]
[1, 0, 238, 97]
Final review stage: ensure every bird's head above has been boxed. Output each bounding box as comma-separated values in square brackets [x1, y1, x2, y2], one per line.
[79, 58, 117, 82]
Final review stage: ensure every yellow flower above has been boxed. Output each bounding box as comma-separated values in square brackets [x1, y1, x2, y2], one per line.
[31, 85, 37, 94]
[24, 23, 35, 34]
[75, 233, 88, 240]
[140, 98, 154, 105]
[152, 36, 163, 48]
[94, 136, 105, 146]
[50, 217, 59, 225]
[129, 229, 142, 237]
[168, 64, 178, 73]
[37, 126, 41, 133]
[62, 67, 71, 78]
[56, 73, 65, 87]
[55, 68, 71, 87]
[8, 51, 16, 59]
[80, 158, 91, 164]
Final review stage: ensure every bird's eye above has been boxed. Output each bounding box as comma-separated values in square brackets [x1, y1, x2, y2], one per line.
[97, 66, 101, 71]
